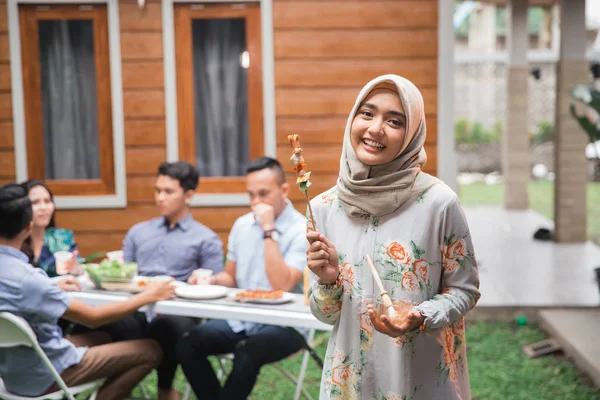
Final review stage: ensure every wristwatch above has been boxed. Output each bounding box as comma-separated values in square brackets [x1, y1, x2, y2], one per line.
[263, 229, 280, 243]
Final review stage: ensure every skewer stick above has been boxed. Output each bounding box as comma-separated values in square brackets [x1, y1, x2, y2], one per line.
[365, 254, 397, 319]
[305, 191, 316, 231]
[287, 134, 317, 231]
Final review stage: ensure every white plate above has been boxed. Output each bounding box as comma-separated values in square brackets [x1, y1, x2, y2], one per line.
[175, 284, 228, 300]
[231, 292, 295, 305]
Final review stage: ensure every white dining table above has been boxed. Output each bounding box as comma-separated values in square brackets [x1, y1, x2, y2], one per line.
[69, 287, 333, 332]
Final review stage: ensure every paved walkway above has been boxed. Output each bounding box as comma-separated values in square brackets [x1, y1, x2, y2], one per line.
[539, 308, 600, 388]
[465, 206, 600, 307]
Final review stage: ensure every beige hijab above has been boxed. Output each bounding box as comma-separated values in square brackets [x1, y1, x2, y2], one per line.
[336, 74, 440, 217]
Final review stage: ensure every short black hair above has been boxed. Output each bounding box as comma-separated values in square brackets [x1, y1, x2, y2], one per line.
[0, 183, 33, 239]
[245, 157, 286, 185]
[157, 161, 199, 192]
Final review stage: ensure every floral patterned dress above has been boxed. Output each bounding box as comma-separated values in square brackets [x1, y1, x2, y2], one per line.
[309, 183, 480, 400]
[30, 228, 79, 278]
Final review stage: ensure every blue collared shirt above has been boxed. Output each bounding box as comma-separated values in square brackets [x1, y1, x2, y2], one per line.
[0, 245, 86, 396]
[227, 200, 307, 333]
[123, 213, 224, 281]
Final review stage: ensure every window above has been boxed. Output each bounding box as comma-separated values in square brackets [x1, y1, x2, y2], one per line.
[19, 4, 115, 195]
[174, 3, 263, 194]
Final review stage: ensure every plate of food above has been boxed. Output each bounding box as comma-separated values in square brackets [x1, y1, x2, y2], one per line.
[231, 289, 294, 305]
[175, 284, 229, 300]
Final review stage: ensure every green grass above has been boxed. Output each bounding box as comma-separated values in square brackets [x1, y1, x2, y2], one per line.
[132, 322, 600, 400]
[458, 181, 600, 245]
[468, 322, 600, 400]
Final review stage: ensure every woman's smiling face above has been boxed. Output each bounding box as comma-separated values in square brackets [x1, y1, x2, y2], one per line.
[350, 89, 407, 166]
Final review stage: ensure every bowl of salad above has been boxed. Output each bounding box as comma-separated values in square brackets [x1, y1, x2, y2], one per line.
[84, 260, 138, 284]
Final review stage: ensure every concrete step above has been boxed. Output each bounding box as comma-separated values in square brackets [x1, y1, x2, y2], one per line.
[539, 308, 600, 388]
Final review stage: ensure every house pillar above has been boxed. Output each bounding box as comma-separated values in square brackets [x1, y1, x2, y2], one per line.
[503, 0, 529, 209]
[554, 0, 588, 242]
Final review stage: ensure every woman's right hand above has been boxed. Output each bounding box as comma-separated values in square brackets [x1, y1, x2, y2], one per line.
[306, 231, 340, 285]
[142, 281, 176, 302]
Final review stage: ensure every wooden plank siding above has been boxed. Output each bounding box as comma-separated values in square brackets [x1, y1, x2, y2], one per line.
[1, 0, 439, 256]
[273, 0, 439, 218]
[0, 2, 13, 187]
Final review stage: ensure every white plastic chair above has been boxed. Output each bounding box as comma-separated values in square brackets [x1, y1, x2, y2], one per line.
[182, 328, 317, 400]
[0, 312, 104, 400]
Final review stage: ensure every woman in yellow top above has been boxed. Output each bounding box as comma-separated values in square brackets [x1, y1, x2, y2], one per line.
[306, 74, 481, 400]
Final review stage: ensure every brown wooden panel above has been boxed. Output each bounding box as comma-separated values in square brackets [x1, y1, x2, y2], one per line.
[276, 87, 437, 117]
[127, 175, 155, 203]
[121, 32, 163, 60]
[422, 145, 437, 175]
[58, 204, 247, 232]
[123, 89, 165, 117]
[0, 62, 10, 91]
[0, 176, 16, 186]
[125, 118, 166, 146]
[276, 115, 437, 145]
[274, 29, 437, 59]
[277, 116, 346, 145]
[0, 4, 7, 32]
[0, 120, 13, 147]
[0, 148, 14, 176]
[119, 2, 162, 31]
[122, 61, 164, 89]
[74, 231, 126, 256]
[126, 146, 166, 175]
[0, 91, 11, 119]
[275, 59, 437, 88]
[190, 207, 247, 231]
[274, 1, 437, 29]
[278, 143, 340, 173]
[0, 33, 8, 62]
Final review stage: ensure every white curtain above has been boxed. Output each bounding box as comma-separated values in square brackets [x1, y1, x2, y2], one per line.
[39, 20, 100, 180]
[192, 18, 249, 177]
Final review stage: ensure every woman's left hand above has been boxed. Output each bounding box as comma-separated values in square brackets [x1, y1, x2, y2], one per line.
[65, 250, 81, 275]
[57, 276, 81, 292]
[367, 305, 425, 338]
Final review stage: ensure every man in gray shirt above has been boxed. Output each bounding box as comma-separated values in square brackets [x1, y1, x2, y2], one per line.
[102, 161, 224, 400]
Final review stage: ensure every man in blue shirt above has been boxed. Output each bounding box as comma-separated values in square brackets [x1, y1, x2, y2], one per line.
[101, 161, 224, 400]
[0, 183, 175, 400]
[177, 157, 307, 400]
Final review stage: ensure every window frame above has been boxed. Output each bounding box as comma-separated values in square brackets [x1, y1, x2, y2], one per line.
[163, 0, 276, 207]
[8, 0, 126, 209]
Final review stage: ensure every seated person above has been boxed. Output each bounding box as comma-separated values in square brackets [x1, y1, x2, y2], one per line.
[178, 157, 307, 400]
[0, 183, 175, 400]
[20, 180, 80, 277]
[101, 161, 224, 400]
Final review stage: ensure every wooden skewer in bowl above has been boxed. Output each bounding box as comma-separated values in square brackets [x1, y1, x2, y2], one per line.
[365, 254, 397, 319]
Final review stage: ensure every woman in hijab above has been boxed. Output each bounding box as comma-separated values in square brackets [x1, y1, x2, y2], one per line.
[306, 74, 480, 400]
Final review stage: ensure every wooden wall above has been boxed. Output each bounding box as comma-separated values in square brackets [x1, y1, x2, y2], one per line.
[0, 1, 14, 187]
[273, 0, 439, 209]
[0, 0, 438, 256]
